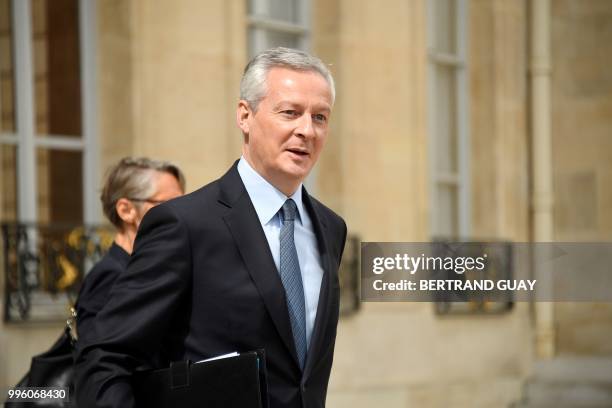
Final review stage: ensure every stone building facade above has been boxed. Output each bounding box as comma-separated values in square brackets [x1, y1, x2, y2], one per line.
[1, 0, 611, 406]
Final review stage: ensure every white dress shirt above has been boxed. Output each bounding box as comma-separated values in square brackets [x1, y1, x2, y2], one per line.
[237, 157, 324, 348]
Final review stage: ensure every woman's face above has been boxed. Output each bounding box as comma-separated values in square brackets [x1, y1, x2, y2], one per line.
[133, 171, 184, 227]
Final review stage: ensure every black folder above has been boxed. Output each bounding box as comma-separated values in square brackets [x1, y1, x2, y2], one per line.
[133, 350, 269, 408]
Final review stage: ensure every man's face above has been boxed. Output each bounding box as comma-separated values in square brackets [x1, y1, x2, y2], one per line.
[238, 67, 333, 195]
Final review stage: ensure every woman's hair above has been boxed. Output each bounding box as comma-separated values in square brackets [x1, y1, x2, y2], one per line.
[100, 157, 185, 229]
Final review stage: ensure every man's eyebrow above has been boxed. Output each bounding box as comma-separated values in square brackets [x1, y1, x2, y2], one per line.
[272, 101, 331, 113]
[273, 101, 299, 110]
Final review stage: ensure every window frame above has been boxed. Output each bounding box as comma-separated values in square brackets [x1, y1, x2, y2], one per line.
[427, 0, 471, 239]
[247, 0, 311, 57]
[0, 0, 100, 224]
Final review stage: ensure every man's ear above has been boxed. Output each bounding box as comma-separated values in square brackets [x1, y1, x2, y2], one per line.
[115, 198, 137, 225]
[236, 100, 251, 135]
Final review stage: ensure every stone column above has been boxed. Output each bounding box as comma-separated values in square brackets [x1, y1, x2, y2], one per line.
[530, 0, 555, 358]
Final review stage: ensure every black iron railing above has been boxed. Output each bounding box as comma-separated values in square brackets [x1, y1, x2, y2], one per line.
[2, 222, 114, 322]
[431, 240, 514, 315]
[339, 234, 360, 316]
[2, 224, 362, 322]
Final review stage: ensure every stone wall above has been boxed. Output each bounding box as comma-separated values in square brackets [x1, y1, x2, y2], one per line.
[2, 0, 611, 405]
[551, 0, 612, 356]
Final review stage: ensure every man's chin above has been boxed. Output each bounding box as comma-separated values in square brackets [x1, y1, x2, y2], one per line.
[279, 164, 311, 183]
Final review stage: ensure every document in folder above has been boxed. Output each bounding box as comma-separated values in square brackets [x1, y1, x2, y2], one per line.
[133, 350, 268, 408]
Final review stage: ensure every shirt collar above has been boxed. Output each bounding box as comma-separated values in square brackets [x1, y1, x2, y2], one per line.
[237, 156, 305, 226]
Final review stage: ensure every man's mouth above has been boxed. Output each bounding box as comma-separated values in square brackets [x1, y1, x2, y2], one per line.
[286, 148, 309, 157]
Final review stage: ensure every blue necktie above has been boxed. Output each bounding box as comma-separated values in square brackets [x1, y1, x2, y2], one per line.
[279, 199, 307, 370]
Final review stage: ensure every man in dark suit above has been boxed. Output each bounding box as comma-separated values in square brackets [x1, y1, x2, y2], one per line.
[75, 47, 347, 408]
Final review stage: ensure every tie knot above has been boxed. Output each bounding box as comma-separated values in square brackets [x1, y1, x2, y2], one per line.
[281, 199, 297, 222]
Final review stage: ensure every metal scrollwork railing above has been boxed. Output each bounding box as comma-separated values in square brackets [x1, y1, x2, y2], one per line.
[339, 234, 360, 316]
[432, 240, 514, 315]
[2, 222, 114, 323]
[2, 223, 360, 322]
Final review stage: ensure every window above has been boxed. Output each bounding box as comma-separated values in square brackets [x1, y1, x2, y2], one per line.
[0, 0, 99, 225]
[0, 0, 17, 221]
[427, 0, 470, 239]
[247, 0, 310, 57]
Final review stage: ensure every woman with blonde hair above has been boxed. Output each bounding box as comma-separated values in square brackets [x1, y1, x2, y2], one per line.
[76, 157, 185, 344]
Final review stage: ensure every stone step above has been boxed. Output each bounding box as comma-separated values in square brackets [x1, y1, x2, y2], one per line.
[513, 403, 607, 408]
[524, 380, 612, 407]
[511, 357, 612, 408]
[532, 356, 612, 384]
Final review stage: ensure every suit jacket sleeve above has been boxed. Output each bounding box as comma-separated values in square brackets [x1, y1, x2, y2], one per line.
[75, 257, 121, 347]
[75, 203, 192, 408]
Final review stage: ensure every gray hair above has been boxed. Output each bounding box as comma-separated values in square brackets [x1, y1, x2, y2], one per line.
[100, 157, 186, 229]
[240, 47, 335, 112]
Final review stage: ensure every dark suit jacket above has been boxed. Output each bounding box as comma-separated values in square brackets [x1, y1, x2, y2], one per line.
[75, 242, 130, 346]
[75, 162, 347, 408]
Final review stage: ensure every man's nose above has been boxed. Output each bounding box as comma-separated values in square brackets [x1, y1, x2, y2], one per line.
[294, 113, 315, 139]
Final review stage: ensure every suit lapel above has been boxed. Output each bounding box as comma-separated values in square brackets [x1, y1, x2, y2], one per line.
[219, 163, 301, 368]
[301, 190, 335, 379]
[217, 163, 338, 376]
